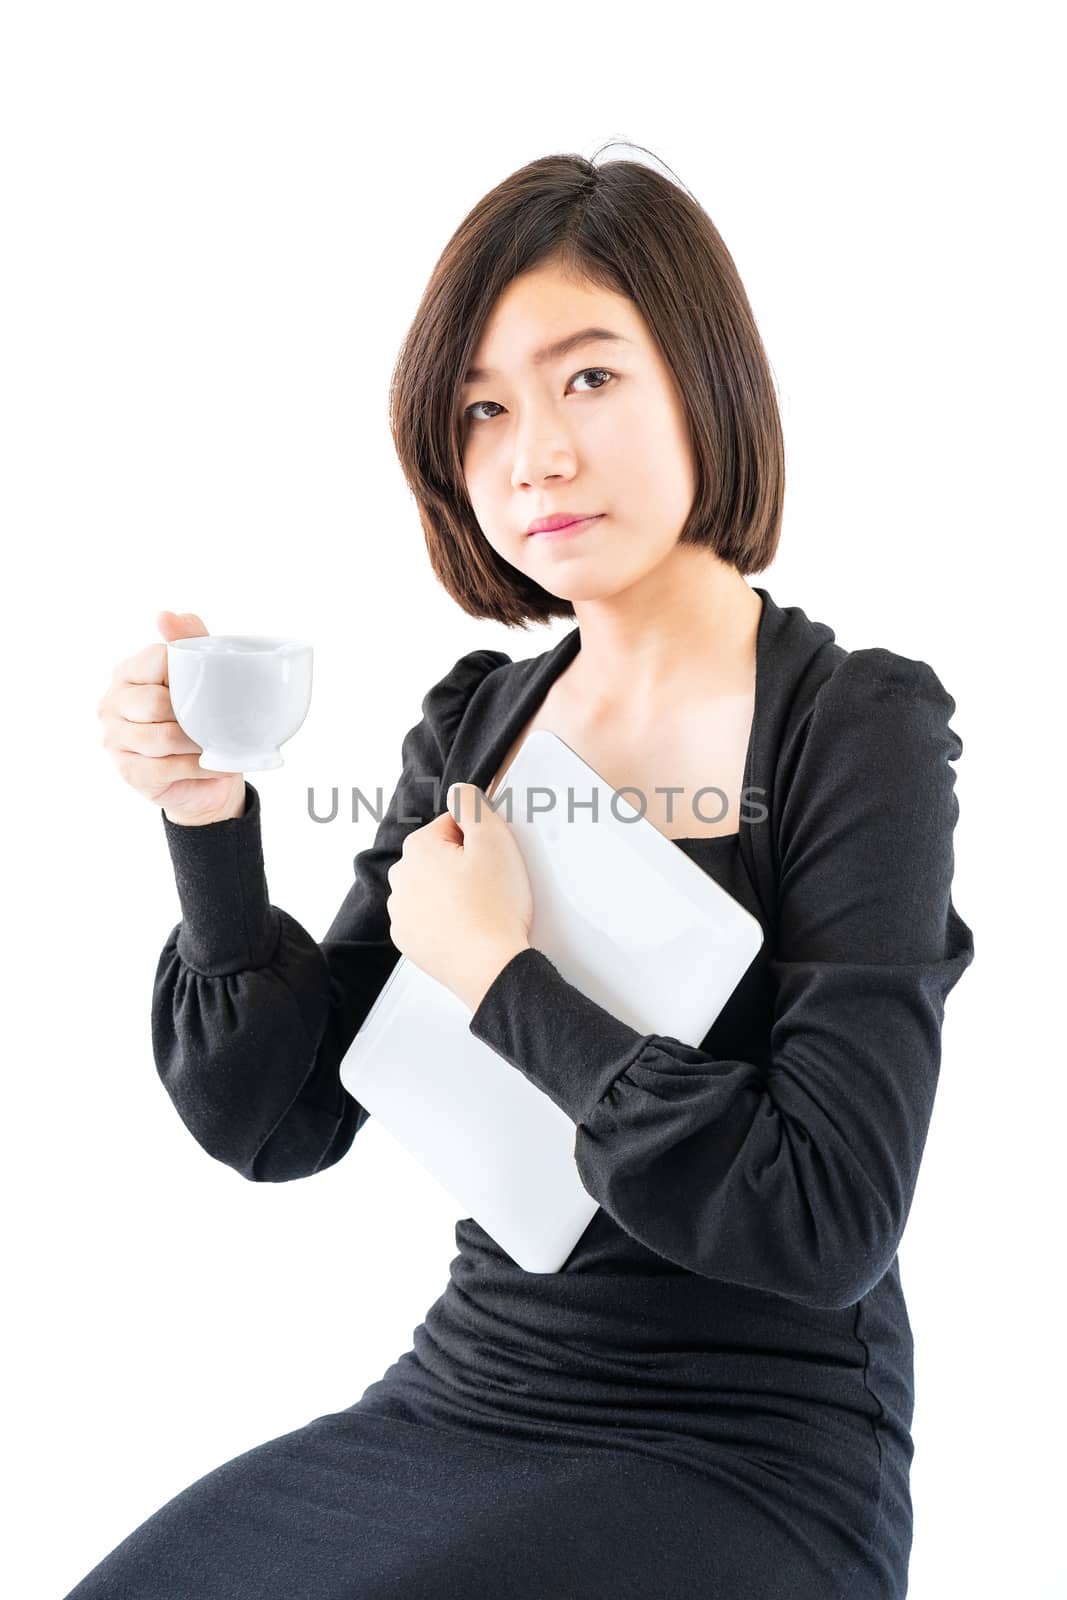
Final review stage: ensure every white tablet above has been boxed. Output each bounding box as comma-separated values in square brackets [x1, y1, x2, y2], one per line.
[339, 730, 763, 1273]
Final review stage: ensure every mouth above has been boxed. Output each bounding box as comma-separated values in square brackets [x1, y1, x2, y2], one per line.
[526, 513, 605, 541]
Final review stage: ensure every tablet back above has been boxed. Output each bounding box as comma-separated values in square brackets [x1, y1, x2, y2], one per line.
[339, 730, 763, 1272]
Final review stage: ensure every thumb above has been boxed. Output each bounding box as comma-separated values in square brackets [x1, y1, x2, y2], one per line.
[447, 782, 493, 831]
[157, 609, 210, 642]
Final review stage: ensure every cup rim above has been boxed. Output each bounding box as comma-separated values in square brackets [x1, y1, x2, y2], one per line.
[168, 635, 313, 654]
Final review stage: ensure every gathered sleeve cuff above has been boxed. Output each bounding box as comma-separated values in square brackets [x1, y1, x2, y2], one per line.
[469, 946, 652, 1122]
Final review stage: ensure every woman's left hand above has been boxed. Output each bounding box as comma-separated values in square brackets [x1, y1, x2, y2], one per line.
[385, 782, 532, 1013]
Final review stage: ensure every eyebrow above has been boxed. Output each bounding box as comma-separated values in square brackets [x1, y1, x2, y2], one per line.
[461, 327, 632, 386]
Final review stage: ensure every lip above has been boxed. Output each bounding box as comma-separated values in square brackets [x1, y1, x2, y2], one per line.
[526, 512, 604, 538]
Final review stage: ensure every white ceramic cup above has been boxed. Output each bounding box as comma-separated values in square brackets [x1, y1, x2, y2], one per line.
[166, 635, 314, 773]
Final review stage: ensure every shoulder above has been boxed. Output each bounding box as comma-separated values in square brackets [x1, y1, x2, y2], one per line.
[418, 646, 514, 753]
[771, 641, 968, 898]
[777, 645, 965, 856]
[809, 646, 963, 764]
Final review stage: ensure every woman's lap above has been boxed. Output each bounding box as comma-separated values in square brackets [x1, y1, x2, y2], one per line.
[63, 1406, 888, 1599]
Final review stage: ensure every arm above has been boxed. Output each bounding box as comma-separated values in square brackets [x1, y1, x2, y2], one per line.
[152, 647, 511, 1183]
[467, 649, 976, 1309]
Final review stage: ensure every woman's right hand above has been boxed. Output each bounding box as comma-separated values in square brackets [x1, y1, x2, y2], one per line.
[97, 611, 247, 826]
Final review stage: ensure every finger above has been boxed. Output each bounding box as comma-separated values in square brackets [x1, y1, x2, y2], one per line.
[115, 682, 177, 723]
[107, 716, 202, 757]
[115, 749, 220, 785]
[112, 642, 167, 689]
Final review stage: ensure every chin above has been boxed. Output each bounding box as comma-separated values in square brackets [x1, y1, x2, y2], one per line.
[543, 572, 638, 604]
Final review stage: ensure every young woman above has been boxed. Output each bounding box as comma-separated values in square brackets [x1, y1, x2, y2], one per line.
[85, 147, 975, 1599]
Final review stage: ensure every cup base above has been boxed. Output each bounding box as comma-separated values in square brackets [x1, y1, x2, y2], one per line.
[199, 749, 283, 773]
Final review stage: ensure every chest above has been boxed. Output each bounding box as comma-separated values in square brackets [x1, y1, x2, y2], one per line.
[484, 686, 755, 841]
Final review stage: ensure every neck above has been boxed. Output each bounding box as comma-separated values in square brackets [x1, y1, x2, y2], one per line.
[564, 550, 763, 718]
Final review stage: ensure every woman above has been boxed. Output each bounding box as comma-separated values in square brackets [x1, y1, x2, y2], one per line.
[83, 147, 975, 1598]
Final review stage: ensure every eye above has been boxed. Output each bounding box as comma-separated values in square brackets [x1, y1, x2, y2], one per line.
[462, 367, 616, 425]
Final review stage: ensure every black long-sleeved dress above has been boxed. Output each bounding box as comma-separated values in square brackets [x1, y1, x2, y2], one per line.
[68, 586, 975, 1600]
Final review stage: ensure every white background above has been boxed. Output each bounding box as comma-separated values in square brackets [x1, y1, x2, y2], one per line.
[3, 3, 1062, 1596]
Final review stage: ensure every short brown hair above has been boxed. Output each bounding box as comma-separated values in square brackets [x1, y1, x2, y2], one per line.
[389, 141, 784, 629]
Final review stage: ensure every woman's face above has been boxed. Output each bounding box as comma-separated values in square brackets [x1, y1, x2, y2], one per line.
[458, 262, 698, 603]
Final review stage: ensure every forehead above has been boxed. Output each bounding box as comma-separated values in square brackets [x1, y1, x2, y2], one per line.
[463, 269, 646, 385]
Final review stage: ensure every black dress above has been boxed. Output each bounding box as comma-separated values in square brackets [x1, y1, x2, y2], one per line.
[65, 587, 975, 1599]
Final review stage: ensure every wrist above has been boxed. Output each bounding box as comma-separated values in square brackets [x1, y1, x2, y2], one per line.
[164, 789, 246, 826]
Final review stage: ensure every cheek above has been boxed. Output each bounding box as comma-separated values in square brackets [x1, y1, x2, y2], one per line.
[617, 389, 683, 455]
[620, 401, 698, 516]
[462, 462, 514, 552]
[461, 441, 495, 499]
